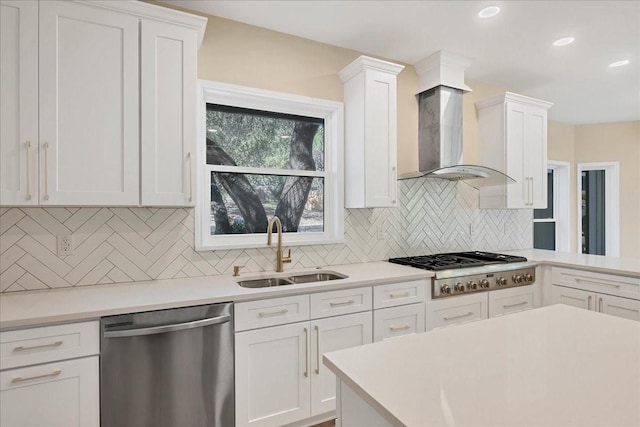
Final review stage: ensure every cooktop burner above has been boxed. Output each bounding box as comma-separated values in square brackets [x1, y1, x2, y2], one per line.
[388, 251, 528, 271]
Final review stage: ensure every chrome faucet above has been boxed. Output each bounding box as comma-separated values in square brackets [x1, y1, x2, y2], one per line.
[267, 216, 292, 272]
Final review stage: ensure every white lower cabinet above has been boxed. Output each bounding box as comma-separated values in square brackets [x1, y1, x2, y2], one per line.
[234, 291, 373, 427]
[235, 322, 311, 427]
[551, 285, 640, 321]
[0, 357, 99, 427]
[489, 283, 540, 318]
[373, 303, 425, 342]
[0, 321, 100, 427]
[427, 293, 488, 330]
[310, 312, 372, 416]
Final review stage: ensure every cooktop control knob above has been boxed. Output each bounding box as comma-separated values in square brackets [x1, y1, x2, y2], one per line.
[480, 279, 490, 289]
[513, 275, 523, 283]
[497, 277, 507, 286]
[467, 281, 478, 290]
[441, 285, 451, 294]
[524, 273, 534, 282]
[455, 283, 465, 292]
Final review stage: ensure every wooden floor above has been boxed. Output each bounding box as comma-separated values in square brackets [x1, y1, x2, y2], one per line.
[311, 420, 335, 427]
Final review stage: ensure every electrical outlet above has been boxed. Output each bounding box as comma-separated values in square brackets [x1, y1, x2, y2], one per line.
[504, 223, 511, 235]
[57, 234, 74, 256]
[377, 223, 386, 240]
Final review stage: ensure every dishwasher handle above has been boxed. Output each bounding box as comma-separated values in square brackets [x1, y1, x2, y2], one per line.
[103, 314, 231, 338]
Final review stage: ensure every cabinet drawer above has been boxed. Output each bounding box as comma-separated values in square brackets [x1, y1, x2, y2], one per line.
[551, 267, 640, 299]
[1, 356, 99, 427]
[373, 280, 428, 309]
[1, 321, 99, 370]
[374, 303, 425, 342]
[427, 293, 488, 330]
[235, 295, 309, 332]
[489, 285, 537, 318]
[310, 287, 372, 319]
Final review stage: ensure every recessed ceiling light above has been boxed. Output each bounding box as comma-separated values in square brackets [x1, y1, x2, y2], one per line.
[478, 6, 501, 18]
[553, 37, 575, 47]
[609, 60, 630, 68]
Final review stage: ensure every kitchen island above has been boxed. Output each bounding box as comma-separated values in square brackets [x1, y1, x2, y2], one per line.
[324, 305, 640, 427]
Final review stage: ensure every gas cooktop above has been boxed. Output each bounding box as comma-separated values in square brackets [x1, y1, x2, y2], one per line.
[389, 251, 535, 299]
[388, 251, 528, 271]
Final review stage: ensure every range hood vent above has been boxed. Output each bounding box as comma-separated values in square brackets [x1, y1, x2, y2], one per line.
[398, 50, 515, 188]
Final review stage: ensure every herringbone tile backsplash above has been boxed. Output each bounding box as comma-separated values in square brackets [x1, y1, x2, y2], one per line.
[0, 180, 532, 292]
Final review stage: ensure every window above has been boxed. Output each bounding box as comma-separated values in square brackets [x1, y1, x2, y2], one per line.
[533, 169, 556, 250]
[196, 81, 344, 250]
[533, 161, 570, 252]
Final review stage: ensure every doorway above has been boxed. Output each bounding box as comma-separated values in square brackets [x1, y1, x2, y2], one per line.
[577, 162, 619, 256]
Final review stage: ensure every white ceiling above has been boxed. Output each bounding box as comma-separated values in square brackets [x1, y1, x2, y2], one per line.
[161, 0, 640, 125]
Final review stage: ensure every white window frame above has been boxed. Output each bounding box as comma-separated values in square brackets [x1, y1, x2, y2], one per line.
[576, 161, 620, 256]
[195, 80, 344, 250]
[533, 161, 571, 252]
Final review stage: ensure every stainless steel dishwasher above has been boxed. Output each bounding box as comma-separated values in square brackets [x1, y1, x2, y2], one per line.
[100, 303, 234, 427]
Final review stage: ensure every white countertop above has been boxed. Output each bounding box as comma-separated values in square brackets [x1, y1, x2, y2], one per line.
[324, 305, 640, 427]
[0, 262, 430, 330]
[504, 249, 640, 277]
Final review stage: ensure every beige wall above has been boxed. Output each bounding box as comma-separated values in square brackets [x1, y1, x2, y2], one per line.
[159, 4, 638, 257]
[574, 121, 640, 258]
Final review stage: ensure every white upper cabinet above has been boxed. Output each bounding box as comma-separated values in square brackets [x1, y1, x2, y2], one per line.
[0, 0, 206, 207]
[0, 1, 38, 205]
[339, 56, 404, 208]
[140, 20, 197, 206]
[476, 92, 553, 209]
[39, 1, 140, 205]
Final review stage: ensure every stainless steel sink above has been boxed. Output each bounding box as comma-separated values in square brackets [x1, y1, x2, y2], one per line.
[237, 271, 347, 288]
[237, 277, 293, 288]
[288, 272, 347, 284]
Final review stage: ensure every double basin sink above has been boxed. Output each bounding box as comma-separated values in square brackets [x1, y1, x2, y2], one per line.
[237, 271, 347, 288]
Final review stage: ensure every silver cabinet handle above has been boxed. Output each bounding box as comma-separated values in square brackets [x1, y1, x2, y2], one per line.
[329, 299, 355, 307]
[187, 152, 193, 203]
[13, 341, 63, 352]
[389, 291, 410, 299]
[389, 324, 411, 332]
[503, 301, 528, 309]
[599, 297, 603, 313]
[391, 165, 397, 203]
[303, 327, 309, 378]
[104, 314, 230, 338]
[529, 176, 534, 205]
[573, 276, 621, 289]
[12, 370, 62, 384]
[258, 309, 288, 317]
[587, 295, 592, 310]
[315, 325, 320, 375]
[43, 142, 50, 200]
[444, 311, 474, 321]
[25, 141, 32, 200]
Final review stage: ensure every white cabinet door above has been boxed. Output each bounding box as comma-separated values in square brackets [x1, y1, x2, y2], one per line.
[551, 285, 595, 310]
[504, 101, 527, 209]
[310, 312, 372, 416]
[0, 356, 99, 427]
[235, 322, 311, 427]
[0, 0, 38, 206]
[340, 56, 403, 208]
[489, 284, 540, 318]
[38, 1, 139, 205]
[374, 303, 425, 342]
[141, 20, 197, 206]
[597, 294, 640, 321]
[524, 105, 548, 208]
[427, 293, 488, 330]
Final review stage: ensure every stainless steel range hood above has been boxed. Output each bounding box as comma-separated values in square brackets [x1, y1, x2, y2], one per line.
[398, 51, 515, 188]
